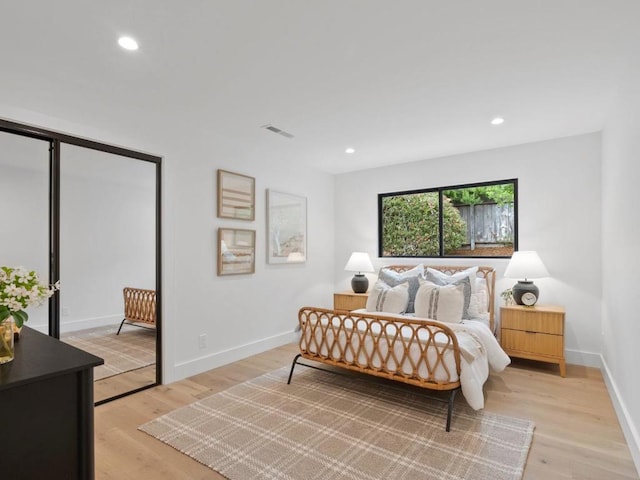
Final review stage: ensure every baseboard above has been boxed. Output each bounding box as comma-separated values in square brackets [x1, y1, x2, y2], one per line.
[565, 348, 602, 368]
[21, 314, 122, 334]
[60, 314, 122, 333]
[170, 330, 299, 383]
[600, 355, 640, 476]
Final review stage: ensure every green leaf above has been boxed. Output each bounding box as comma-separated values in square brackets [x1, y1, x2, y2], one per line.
[0, 306, 11, 322]
[12, 310, 28, 328]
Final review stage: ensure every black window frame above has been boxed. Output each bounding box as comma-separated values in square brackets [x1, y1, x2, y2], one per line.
[378, 178, 518, 258]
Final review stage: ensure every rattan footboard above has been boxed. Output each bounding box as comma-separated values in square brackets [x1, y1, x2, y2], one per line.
[296, 306, 461, 390]
[289, 306, 463, 431]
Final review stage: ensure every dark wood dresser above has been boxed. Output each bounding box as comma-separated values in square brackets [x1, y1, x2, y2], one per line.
[0, 327, 103, 479]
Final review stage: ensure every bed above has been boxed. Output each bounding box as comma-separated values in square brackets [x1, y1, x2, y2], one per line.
[287, 265, 510, 431]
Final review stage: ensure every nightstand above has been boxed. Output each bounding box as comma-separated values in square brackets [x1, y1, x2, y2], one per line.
[334, 291, 369, 311]
[500, 304, 566, 377]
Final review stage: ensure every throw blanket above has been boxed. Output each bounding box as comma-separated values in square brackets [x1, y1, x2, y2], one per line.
[452, 320, 511, 409]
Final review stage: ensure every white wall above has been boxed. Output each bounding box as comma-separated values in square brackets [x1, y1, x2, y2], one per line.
[59, 145, 156, 333]
[0, 132, 50, 327]
[166, 145, 335, 382]
[601, 54, 640, 469]
[335, 133, 603, 366]
[0, 131, 157, 333]
[0, 106, 336, 385]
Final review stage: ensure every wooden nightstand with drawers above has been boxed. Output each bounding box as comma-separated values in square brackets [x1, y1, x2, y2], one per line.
[333, 291, 369, 311]
[500, 304, 566, 377]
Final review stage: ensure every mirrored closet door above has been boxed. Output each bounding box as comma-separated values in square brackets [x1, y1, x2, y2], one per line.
[58, 144, 158, 403]
[0, 119, 161, 404]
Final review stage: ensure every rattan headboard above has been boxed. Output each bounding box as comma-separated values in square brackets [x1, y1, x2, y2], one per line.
[384, 265, 496, 332]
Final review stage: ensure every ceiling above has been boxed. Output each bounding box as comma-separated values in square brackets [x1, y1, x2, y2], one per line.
[1, 1, 639, 174]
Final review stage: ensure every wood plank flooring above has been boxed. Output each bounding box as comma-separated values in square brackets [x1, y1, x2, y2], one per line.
[94, 364, 156, 403]
[94, 344, 639, 480]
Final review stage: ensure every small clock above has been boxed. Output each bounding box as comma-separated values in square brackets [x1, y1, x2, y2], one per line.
[521, 292, 538, 306]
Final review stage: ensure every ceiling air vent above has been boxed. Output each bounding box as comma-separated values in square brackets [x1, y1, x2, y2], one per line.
[261, 124, 294, 139]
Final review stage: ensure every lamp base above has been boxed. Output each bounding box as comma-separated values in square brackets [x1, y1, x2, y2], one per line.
[351, 274, 369, 294]
[512, 280, 539, 305]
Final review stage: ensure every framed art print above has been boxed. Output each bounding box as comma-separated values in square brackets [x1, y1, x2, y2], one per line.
[218, 228, 256, 275]
[217, 169, 255, 220]
[267, 189, 307, 264]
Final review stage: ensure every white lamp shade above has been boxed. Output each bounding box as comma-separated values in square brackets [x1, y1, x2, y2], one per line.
[344, 252, 374, 273]
[504, 251, 550, 280]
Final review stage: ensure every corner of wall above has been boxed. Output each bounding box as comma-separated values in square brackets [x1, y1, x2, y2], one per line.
[601, 355, 640, 476]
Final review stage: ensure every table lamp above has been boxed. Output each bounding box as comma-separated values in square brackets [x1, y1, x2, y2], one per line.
[504, 251, 550, 306]
[344, 252, 374, 293]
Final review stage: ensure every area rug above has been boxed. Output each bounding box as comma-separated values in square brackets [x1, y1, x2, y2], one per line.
[139, 366, 534, 480]
[62, 324, 155, 380]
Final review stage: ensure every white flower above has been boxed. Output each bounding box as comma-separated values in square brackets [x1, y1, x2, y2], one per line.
[1, 265, 59, 325]
[5, 284, 20, 296]
[10, 299, 22, 310]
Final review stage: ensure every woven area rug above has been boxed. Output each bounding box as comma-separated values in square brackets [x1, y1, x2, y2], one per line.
[63, 324, 155, 380]
[139, 366, 534, 480]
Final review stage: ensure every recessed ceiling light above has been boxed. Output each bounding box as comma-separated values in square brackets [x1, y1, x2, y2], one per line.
[491, 117, 505, 125]
[345, 148, 355, 154]
[118, 36, 139, 51]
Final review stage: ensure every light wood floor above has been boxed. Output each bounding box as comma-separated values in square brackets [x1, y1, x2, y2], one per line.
[95, 364, 156, 403]
[94, 344, 639, 480]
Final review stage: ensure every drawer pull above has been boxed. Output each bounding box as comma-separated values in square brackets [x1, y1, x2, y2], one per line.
[525, 330, 536, 334]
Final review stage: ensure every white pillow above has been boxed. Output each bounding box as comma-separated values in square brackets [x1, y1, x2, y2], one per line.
[425, 266, 479, 294]
[366, 280, 410, 314]
[468, 277, 490, 317]
[378, 264, 424, 313]
[414, 281, 465, 323]
[388, 264, 424, 278]
[476, 278, 489, 313]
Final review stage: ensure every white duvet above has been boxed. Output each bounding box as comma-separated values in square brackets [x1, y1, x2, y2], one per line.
[446, 320, 511, 409]
[301, 309, 510, 410]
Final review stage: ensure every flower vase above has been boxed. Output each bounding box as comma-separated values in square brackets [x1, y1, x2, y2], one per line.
[0, 317, 15, 364]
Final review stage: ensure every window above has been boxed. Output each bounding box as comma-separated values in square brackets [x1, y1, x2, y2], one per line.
[378, 179, 517, 258]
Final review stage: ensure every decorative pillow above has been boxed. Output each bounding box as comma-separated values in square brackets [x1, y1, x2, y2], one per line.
[366, 280, 410, 314]
[475, 278, 489, 313]
[414, 281, 465, 323]
[378, 265, 424, 313]
[425, 266, 479, 293]
[468, 278, 490, 318]
[467, 293, 482, 319]
[425, 270, 472, 319]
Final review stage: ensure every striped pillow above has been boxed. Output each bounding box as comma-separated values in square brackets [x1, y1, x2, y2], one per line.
[425, 271, 472, 319]
[414, 281, 465, 323]
[366, 280, 409, 314]
[378, 265, 424, 313]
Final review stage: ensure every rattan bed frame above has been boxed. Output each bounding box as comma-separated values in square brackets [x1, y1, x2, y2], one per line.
[287, 265, 496, 431]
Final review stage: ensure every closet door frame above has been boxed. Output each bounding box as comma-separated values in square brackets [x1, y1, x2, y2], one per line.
[0, 118, 162, 397]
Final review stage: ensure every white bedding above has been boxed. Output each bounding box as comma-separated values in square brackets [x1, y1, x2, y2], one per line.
[301, 309, 510, 410]
[447, 320, 511, 409]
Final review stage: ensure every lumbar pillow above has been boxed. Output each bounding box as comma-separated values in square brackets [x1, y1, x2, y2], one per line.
[414, 281, 465, 323]
[378, 265, 424, 313]
[366, 280, 410, 314]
